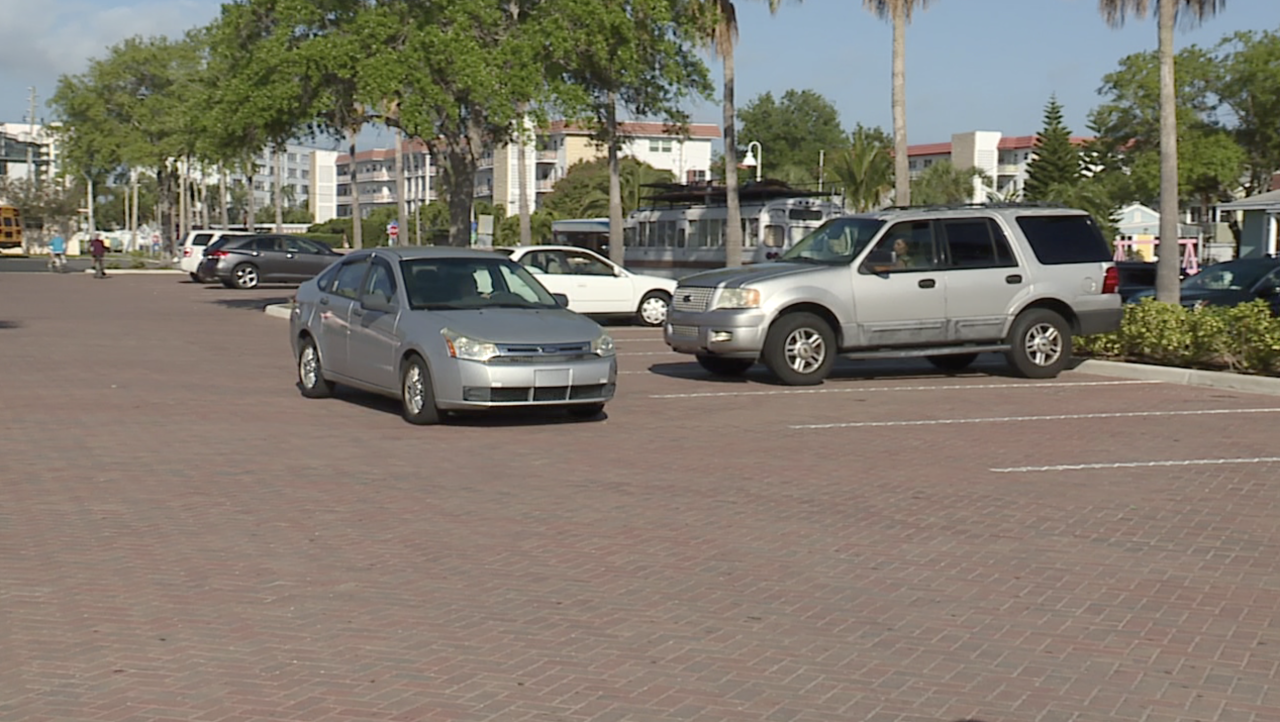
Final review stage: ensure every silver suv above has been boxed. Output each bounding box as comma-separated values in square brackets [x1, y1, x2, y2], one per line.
[663, 205, 1122, 385]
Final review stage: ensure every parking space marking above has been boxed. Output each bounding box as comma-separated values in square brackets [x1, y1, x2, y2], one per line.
[650, 379, 1160, 399]
[790, 407, 1280, 430]
[991, 457, 1280, 473]
[618, 351, 682, 357]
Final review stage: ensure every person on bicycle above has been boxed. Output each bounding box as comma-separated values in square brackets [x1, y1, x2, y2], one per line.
[49, 234, 67, 272]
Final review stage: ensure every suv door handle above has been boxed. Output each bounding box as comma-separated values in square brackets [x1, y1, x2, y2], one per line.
[319, 297, 329, 305]
[1006, 274, 1023, 284]
[918, 278, 936, 289]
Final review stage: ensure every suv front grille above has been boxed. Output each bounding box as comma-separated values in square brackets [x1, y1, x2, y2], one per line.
[673, 287, 715, 313]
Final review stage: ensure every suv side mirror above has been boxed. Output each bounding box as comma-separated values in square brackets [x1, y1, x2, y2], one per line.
[1257, 282, 1280, 298]
[552, 293, 570, 308]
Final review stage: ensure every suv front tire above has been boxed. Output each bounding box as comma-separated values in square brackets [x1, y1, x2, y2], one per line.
[763, 312, 836, 386]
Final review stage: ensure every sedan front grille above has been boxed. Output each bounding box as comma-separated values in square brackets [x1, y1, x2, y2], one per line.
[463, 383, 613, 404]
[672, 286, 715, 313]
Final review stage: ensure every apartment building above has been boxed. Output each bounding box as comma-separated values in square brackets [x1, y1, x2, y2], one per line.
[226, 143, 339, 223]
[475, 120, 720, 215]
[906, 130, 1094, 203]
[0, 122, 60, 185]
[334, 137, 436, 220]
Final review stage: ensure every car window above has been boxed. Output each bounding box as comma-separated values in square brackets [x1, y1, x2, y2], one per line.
[522, 250, 568, 274]
[332, 259, 370, 300]
[247, 236, 281, 252]
[564, 250, 614, 276]
[780, 217, 885, 264]
[941, 218, 1017, 269]
[864, 221, 936, 273]
[1184, 262, 1277, 292]
[287, 237, 326, 254]
[402, 257, 558, 309]
[314, 262, 342, 292]
[1015, 214, 1112, 265]
[191, 233, 215, 247]
[362, 259, 398, 305]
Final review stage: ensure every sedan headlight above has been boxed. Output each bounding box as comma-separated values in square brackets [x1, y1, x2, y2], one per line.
[441, 328, 500, 362]
[592, 333, 616, 357]
[714, 288, 762, 310]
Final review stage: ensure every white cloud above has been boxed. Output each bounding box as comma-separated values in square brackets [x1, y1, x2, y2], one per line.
[0, 0, 220, 123]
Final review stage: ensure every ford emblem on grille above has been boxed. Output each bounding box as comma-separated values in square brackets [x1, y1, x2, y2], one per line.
[682, 294, 691, 303]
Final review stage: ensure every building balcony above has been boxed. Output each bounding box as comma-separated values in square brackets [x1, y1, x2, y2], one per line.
[536, 178, 555, 192]
[997, 164, 1021, 175]
[358, 170, 393, 182]
[477, 155, 495, 170]
[536, 149, 557, 162]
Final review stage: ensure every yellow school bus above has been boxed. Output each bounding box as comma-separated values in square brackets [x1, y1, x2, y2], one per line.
[0, 205, 21, 250]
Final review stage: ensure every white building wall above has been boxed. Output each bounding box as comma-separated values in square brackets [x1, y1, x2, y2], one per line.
[310, 149, 339, 223]
[0, 122, 60, 181]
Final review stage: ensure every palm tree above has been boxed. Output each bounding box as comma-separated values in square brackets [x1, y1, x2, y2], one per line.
[862, 0, 933, 207]
[828, 128, 894, 211]
[1098, 0, 1224, 304]
[910, 160, 990, 206]
[696, 0, 788, 266]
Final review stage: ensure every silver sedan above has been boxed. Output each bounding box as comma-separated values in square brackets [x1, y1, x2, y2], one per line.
[289, 247, 617, 424]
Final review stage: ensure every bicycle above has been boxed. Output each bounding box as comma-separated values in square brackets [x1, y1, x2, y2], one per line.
[48, 253, 68, 273]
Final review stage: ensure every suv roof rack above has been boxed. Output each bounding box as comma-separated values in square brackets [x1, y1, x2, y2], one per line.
[882, 201, 1074, 211]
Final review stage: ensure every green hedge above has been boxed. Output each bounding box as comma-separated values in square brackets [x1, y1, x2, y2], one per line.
[1076, 298, 1280, 375]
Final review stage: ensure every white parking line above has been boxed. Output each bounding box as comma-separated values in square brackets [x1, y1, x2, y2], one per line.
[790, 407, 1280, 430]
[618, 351, 682, 357]
[650, 379, 1160, 399]
[992, 457, 1280, 473]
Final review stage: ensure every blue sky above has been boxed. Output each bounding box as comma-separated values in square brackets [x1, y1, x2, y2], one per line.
[1, 0, 1274, 149]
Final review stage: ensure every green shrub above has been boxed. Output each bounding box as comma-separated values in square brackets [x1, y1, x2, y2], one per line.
[1075, 298, 1280, 375]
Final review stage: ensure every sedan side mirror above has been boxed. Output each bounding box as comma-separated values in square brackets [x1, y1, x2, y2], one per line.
[552, 293, 570, 308]
[361, 294, 396, 313]
[1257, 283, 1280, 298]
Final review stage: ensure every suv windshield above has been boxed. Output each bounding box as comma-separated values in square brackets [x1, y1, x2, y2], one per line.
[779, 217, 885, 264]
[402, 257, 560, 310]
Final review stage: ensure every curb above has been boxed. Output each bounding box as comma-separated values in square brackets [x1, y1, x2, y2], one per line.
[1074, 358, 1280, 397]
[83, 268, 185, 275]
[264, 304, 293, 320]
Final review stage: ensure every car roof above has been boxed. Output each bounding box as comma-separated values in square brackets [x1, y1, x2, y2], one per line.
[346, 246, 510, 261]
[501, 245, 600, 254]
[835, 204, 1092, 223]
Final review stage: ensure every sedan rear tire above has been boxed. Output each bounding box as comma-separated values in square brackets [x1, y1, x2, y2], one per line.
[636, 291, 671, 327]
[233, 263, 260, 289]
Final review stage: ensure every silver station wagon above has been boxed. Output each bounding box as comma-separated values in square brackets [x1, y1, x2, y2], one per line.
[665, 204, 1123, 385]
[290, 247, 618, 424]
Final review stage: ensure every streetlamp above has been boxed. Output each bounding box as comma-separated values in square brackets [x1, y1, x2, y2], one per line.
[741, 141, 762, 183]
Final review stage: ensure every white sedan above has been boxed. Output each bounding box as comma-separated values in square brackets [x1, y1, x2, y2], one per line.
[494, 245, 676, 326]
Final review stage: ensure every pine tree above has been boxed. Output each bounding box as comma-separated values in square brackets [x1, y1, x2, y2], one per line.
[1023, 96, 1082, 202]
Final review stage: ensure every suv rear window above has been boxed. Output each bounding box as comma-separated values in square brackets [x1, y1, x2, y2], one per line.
[191, 233, 215, 246]
[1015, 214, 1112, 265]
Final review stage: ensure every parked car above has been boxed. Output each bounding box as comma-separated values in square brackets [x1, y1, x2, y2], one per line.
[492, 245, 677, 326]
[664, 204, 1123, 385]
[197, 234, 341, 289]
[179, 229, 256, 282]
[290, 247, 618, 424]
[1113, 260, 1158, 302]
[1126, 257, 1280, 313]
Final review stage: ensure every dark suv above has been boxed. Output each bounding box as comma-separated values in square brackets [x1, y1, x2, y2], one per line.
[198, 234, 341, 289]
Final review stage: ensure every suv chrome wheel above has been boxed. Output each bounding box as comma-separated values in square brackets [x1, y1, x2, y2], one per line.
[1006, 308, 1072, 379]
[763, 312, 836, 386]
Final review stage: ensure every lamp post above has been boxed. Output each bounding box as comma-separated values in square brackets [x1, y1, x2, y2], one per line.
[741, 141, 762, 183]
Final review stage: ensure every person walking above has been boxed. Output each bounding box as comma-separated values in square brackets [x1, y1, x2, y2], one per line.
[48, 233, 67, 272]
[89, 234, 108, 278]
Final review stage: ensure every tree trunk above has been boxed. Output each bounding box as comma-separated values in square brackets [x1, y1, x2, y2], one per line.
[273, 145, 285, 233]
[348, 129, 362, 249]
[244, 159, 255, 233]
[396, 128, 409, 245]
[130, 169, 139, 251]
[179, 161, 188, 247]
[518, 111, 532, 246]
[892, 2, 910, 207]
[85, 175, 96, 242]
[1155, 0, 1181, 304]
[219, 166, 229, 229]
[607, 92, 625, 267]
[158, 165, 173, 256]
[440, 133, 478, 248]
[723, 47, 743, 267]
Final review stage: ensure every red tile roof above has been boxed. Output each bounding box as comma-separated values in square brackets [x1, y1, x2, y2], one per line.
[905, 135, 1095, 157]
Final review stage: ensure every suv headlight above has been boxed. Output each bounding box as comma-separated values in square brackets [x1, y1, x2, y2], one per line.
[714, 288, 761, 310]
[592, 332, 616, 357]
[441, 328, 500, 362]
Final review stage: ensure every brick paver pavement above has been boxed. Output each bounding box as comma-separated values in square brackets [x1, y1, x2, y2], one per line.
[2, 273, 1279, 722]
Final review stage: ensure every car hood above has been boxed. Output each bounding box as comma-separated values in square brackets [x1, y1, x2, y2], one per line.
[678, 262, 823, 289]
[414, 307, 605, 344]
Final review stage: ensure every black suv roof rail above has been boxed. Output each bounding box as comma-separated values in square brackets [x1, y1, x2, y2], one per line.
[883, 201, 1076, 211]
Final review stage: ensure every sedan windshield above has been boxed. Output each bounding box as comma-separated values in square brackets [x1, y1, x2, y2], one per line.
[402, 257, 561, 310]
[1182, 261, 1278, 292]
[780, 217, 886, 264]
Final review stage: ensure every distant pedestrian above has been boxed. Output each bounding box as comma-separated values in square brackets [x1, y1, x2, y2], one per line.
[90, 235, 108, 278]
[48, 234, 67, 272]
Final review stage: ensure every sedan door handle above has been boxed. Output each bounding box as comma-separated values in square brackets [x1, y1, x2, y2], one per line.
[1006, 274, 1023, 284]
[351, 307, 364, 317]
[918, 278, 936, 289]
